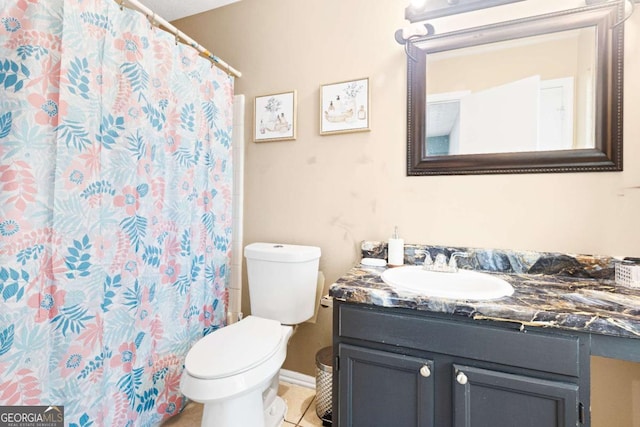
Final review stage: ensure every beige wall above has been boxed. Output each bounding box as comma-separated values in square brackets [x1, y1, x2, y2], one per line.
[175, 1, 640, 425]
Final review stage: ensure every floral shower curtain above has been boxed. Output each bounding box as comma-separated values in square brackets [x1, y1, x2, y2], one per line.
[0, 0, 234, 425]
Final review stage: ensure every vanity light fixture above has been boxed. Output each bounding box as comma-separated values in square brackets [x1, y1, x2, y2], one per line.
[398, 0, 525, 59]
[409, 0, 428, 9]
[404, 0, 524, 22]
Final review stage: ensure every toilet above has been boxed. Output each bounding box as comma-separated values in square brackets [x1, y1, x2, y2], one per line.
[180, 242, 321, 427]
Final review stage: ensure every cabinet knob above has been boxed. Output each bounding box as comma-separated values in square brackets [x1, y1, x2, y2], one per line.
[456, 372, 468, 385]
[419, 365, 431, 377]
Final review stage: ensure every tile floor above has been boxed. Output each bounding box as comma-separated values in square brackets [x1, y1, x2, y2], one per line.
[162, 382, 325, 426]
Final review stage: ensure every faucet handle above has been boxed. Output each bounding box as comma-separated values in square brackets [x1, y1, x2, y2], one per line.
[415, 249, 433, 266]
[448, 252, 470, 270]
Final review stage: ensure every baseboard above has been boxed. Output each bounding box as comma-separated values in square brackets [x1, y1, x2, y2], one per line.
[279, 368, 316, 389]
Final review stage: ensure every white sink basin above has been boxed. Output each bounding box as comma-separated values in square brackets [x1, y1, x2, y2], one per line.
[381, 266, 514, 301]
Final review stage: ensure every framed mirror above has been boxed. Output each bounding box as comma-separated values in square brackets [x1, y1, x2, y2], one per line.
[406, 3, 624, 175]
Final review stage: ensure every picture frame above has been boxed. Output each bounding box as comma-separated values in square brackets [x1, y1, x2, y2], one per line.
[254, 90, 297, 142]
[320, 77, 370, 135]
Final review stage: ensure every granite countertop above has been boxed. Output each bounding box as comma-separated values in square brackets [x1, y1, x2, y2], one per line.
[329, 243, 640, 340]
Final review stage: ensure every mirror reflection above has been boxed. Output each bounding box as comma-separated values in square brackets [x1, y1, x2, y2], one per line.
[405, 2, 624, 175]
[425, 27, 596, 156]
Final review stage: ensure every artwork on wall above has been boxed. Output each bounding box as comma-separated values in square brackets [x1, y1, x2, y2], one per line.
[320, 77, 370, 135]
[254, 90, 297, 142]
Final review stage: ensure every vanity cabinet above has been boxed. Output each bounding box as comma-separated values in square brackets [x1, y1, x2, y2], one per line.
[451, 364, 580, 427]
[339, 344, 435, 427]
[333, 301, 590, 427]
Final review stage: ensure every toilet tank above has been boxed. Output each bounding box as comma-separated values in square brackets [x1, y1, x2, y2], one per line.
[244, 243, 321, 325]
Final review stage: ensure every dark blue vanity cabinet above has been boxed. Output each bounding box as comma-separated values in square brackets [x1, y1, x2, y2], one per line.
[333, 301, 590, 427]
[338, 344, 435, 427]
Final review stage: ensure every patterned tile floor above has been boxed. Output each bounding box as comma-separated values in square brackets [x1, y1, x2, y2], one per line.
[162, 382, 324, 426]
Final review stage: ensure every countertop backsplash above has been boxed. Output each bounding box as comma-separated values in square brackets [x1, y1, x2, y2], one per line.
[362, 241, 617, 280]
[330, 241, 640, 339]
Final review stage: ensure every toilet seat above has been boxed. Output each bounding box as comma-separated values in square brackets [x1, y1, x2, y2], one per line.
[184, 316, 284, 380]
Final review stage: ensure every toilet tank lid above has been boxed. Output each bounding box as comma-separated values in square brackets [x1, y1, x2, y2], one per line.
[244, 243, 321, 263]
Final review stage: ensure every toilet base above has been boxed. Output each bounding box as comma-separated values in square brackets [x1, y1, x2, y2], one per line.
[199, 373, 287, 427]
[200, 388, 259, 427]
[264, 395, 287, 427]
[199, 392, 287, 427]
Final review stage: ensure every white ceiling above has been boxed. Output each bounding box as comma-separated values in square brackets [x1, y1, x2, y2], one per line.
[140, 0, 240, 21]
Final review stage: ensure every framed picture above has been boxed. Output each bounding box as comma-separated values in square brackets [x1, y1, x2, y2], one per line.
[320, 77, 370, 135]
[254, 91, 297, 142]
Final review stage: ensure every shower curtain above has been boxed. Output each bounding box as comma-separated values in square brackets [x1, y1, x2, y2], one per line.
[0, 0, 233, 425]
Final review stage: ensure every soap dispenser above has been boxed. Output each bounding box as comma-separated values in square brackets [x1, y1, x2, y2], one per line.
[388, 226, 404, 266]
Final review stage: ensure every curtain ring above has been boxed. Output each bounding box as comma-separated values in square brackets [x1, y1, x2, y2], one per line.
[175, 34, 179, 45]
[119, 0, 125, 11]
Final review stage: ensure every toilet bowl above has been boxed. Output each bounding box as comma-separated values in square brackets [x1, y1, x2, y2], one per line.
[180, 316, 293, 427]
[180, 242, 321, 427]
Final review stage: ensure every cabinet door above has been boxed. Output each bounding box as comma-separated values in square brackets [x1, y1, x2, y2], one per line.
[338, 343, 435, 427]
[452, 364, 580, 427]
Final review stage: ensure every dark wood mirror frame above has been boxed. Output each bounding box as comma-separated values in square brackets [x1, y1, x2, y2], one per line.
[406, 3, 624, 176]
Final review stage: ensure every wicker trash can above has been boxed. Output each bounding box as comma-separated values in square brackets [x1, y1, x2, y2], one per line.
[315, 346, 333, 425]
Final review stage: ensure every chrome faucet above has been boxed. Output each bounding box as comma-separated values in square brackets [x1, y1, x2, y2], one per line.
[432, 253, 448, 271]
[422, 251, 470, 273]
[448, 252, 470, 272]
[414, 249, 433, 269]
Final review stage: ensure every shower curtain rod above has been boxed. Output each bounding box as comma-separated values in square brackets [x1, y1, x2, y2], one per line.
[119, 0, 242, 78]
